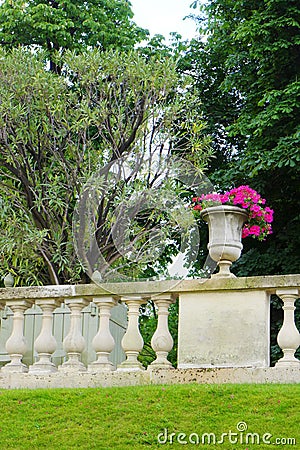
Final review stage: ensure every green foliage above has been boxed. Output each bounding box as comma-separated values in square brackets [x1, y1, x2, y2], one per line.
[194, 0, 300, 168]
[138, 303, 157, 367]
[0, 0, 148, 71]
[0, 196, 48, 286]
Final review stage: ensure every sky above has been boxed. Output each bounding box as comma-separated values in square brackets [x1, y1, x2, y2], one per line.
[130, 0, 198, 42]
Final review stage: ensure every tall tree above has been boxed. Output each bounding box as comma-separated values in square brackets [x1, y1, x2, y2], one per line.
[0, 48, 211, 286]
[0, 0, 147, 72]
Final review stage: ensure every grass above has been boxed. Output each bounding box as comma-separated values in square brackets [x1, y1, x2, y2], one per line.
[0, 384, 299, 449]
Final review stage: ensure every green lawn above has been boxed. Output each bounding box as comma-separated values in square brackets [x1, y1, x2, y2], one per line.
[0, 384, 299, 449]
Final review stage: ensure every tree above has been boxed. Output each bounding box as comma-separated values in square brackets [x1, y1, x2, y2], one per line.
[0, 47, 211, 286]
[0, 0, 148, 72]
[184, 0, 300, 276]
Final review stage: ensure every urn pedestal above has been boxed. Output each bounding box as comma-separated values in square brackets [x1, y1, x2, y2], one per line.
[201, 205, 248, 277]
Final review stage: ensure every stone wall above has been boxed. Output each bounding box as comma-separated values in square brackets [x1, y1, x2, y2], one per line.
[0, 274, 299, 388]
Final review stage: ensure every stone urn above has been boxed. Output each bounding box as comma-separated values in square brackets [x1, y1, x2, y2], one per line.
[200, 205, 248, 277]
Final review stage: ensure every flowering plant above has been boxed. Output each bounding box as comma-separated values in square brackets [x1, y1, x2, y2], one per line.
[192, 185, 274, 241]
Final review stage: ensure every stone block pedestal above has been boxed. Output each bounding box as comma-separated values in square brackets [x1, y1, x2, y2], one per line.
[178, 289, 270, 368]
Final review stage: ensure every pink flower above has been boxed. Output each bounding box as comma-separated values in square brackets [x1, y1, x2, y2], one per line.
[249, 225, 261, 236]
[263, 207, 274, 223]
[250, 204, 261, 213]
[265, 207, 273, 213]
[191, 185, 273, 241]
[220, 193, 230, 203]
[242, 227, 250, 238]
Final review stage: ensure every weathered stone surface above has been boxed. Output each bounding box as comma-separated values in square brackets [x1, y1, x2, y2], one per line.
[0, 367, 299, 390]
[178, 289, 270, 369]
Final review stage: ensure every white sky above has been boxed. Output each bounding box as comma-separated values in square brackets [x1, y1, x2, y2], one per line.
[130, 0, 198, 42]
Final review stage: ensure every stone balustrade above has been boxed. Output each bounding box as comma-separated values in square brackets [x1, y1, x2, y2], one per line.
[0, 274, 299, 388]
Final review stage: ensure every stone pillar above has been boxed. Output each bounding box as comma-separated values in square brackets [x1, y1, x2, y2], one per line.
[149, 294, 175, 369]
[118, 296, 146, 370]
[88, 296, 117, 372]
[2, 300, 33, 373]
[29, 298, 61, 374]
[276, 288, 300, 367]
[59, 297, 89, 371]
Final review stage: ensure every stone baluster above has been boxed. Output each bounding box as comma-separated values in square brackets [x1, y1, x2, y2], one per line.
[149, 294, 175, 369]
[59, 297, 89, 371]
[88, 296, 117, 372]
[118, 296, 146, 370]
[29, 298, 61, 373]
[2, 300, 33, 373]
[276, 288, 300, 367]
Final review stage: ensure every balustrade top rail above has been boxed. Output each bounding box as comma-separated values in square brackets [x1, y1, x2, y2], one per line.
[0, 274, 300, 301]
